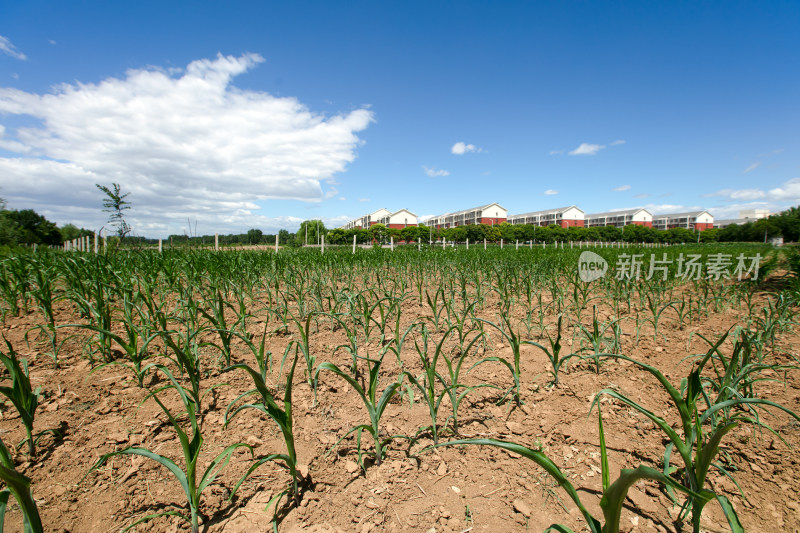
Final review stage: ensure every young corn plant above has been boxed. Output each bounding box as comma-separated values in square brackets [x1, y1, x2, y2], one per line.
[90, 366, 251, 533]
[0, 340, 43, 458]
[471, 314, 533, 405]
[530, 315, 580, 386]
[0, 435, 43, 533]
[592, 334, 800, 533]
[576, 308, 622, 375]
[434, 405, 705, 533]
[225, 339, 301, 514]
[66, 293, 160, 387]
[315, 350, 401, 467]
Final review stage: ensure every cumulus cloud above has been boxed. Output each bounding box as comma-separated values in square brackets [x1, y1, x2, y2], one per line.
[613, 185, 631, 192]
[451, 142, 483, 155]
[0, 53, 373, 236]
[0, 36, 26, 61]
[569, 143, 604, 156]
[543, 189, 558, 195]
[423, 166, 450, 177]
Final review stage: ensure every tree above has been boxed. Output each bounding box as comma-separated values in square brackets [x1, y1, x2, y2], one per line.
[247, 228, 263, 244]
[297, 220, 327, 246]
[96, 183, 132, 241]
[2, 209, 61, 245]
[369, 223, 388, 243]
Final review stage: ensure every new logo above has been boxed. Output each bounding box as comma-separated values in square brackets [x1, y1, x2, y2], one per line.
[578, 251, 608, 282]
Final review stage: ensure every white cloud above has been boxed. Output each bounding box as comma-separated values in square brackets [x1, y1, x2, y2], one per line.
[0, 36, 26, 61]
[0, 53, 374, 236]
[423, 165, 450, 177]
[358, 197, 370, 202]
[743, 162, 760, 173]
[451, 142, 482, 155]
[706, 188, 767, 201]
[767, 178, 800, 201]
[548, 150, 564, 156]
[543, 189, 558, 195]
[569, 143, 605, 156]
[613, 185, 631, 192]
[633, 193, 650, 199]
[49, 40, 57, 46]
[609, 140, 626, 146]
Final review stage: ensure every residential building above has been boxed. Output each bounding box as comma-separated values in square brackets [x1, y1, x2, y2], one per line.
[585, 208, 653, 228]
[426, 203, 507, 229]
[374, 208, 418, 228]
[339, 208, 391, 230]
[652, 211, 714, 231]
[507, 206, 585, 228]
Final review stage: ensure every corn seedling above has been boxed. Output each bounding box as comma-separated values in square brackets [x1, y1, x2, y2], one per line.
[90, 366, 251, 533]
[0, 435, 43, 533]
[435, 423, 704, 533]
[225, 337, 301, 515]
[535, 315, 583, 387]
[0, 339, 43, 458]
[472, 313, 544, 404]
[591, 335, 800, 533]
[316, 350, 401, 467]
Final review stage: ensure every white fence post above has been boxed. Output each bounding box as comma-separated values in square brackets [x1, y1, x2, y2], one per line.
[158, 239, 162, 253]
[500, 238, 503, 249]
[276, 234, 279, 253]
[215, 233, 219, 251]
[321, 235, 325, 254]
[352, 234, 356, 254]
[390, 236, 394, 251]
[466, 238, 469, 250]
[515, 239, 518, 250]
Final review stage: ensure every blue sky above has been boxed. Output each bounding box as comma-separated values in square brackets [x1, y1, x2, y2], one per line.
[1, 1, 798, 237]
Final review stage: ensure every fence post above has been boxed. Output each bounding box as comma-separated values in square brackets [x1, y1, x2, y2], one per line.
[158, 239, 162, 253]
[516, 239, 519, 250]
[390, 236, 394, 251]
[321, 235, 325, 254]
[352, 234, 356, 254]
[500, 238, 503, 249]
[484, 238, 486, 250]
[276, 234, 279, 253]
[215, 233, 219, 251]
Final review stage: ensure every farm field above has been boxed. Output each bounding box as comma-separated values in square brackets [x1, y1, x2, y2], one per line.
[0, 245, 798, 533]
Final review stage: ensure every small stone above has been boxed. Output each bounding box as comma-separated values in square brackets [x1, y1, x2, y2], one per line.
[246, 435, 263, 447]
[297, 463, 309, 478]
[451, 486, 461, 494]
[437, 462, 447, 476]
[345, 460, 360, 473]
[513, 499, 531, 517]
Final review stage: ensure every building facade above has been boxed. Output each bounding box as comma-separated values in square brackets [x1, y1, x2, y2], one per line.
[340, 208, 392, 230]
[374, 208, 418, 229]
[507, 206, 585, 228]
[426, 203, 507, 229]
[585, 208, 653, 228]
[652, 211, 714, 231]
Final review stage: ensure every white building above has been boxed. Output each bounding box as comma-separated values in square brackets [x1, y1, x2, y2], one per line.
[374, 208, 418, 228]
[652, 211, 714, 231]
[340, 208, 391, 230]
[508, 206, 585, 228]
[585, 208, 653, 228]
[427, 203, 507, 229]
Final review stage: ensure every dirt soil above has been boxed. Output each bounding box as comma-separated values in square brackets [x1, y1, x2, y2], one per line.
[1, 281, 799, 533]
